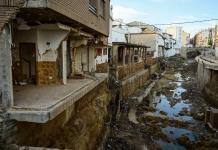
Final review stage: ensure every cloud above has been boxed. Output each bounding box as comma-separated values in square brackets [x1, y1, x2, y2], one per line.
[113, 5, 149, 23]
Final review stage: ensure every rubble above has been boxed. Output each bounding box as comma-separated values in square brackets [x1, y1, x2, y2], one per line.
[104, 55, 216, 150]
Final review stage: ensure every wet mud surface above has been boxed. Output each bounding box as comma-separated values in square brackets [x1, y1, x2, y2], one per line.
[104, 56, 218, 150]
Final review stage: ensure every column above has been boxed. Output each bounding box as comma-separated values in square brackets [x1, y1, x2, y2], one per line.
[62, 41, 67, 85]
[0, 25, 13, 110]
[122, 47, 126, 66]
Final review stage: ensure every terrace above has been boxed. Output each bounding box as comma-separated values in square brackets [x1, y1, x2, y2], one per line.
[8, 73, 108, 123]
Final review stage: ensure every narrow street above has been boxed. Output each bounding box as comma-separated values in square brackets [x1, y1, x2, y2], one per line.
[105, 55, 216, 150]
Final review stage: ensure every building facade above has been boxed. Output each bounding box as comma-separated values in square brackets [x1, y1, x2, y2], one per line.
[181, 31, 190, 48]
[0, 0, 111, 149]
[165, 26, 182, 51]
[194, 28, 215, 48]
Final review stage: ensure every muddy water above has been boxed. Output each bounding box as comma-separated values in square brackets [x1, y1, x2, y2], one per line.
[105, 56, 217, 150]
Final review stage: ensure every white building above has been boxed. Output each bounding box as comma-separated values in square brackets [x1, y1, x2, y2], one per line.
[128, 30, 165, 58]
[112, 19, 142, 43]
[162, 33, 177, 57]
[165, 26, 182, 52]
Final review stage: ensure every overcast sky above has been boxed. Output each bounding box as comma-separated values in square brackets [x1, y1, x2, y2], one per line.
[111, 0, 218, 37]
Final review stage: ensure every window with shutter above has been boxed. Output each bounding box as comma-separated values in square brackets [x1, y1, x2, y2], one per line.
[89, 0, 97, 15]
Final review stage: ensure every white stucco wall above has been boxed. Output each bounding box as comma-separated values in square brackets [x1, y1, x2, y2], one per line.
[96, 48, 108, 65]
[112, 25, 142, 43]
[15, 28, 69, 62]
[37, 30, 69, 61]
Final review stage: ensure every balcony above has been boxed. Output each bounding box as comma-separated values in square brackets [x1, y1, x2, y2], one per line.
[8, 73, 108, 123]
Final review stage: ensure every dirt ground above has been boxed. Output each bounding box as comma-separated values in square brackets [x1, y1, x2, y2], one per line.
[104, 55, 218, 150]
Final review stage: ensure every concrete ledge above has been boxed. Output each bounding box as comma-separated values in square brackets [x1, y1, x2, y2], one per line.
[7, 74, 108, 123]
[196, 56, 218, 70]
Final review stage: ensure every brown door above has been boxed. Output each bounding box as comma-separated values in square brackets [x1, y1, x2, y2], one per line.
[19, 43, 36, 84]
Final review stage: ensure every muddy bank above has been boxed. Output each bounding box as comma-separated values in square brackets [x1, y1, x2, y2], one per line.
[104, 55, 218, 150]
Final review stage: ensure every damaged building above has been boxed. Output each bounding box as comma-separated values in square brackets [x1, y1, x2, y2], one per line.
[0, 0, 112, 149]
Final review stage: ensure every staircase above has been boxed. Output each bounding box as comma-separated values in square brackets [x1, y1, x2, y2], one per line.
[0, 0, 25, 31]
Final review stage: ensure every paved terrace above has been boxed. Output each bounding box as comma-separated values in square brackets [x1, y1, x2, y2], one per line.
[8, 73, 108, 123]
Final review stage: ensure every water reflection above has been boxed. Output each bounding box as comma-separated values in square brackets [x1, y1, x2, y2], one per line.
[155, 140, 186, 150]
[162, 126, 197, 141]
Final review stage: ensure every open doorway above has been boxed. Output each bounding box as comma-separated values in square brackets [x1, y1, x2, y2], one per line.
[19, 43, 36, 84]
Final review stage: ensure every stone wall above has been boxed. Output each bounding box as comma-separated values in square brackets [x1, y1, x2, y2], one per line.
[36, 61, 58, 85]
[11, 81, 110, 150]
[96, 63, 109, 73]
[121, 64, 158, 99]
[118, 62, 145, 80]
[146, 57, 157, 66]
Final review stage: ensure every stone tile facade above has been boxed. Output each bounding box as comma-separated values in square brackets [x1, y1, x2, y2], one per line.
[36, 61, 58, 85]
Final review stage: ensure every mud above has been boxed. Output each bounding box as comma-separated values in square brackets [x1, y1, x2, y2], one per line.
[104, 55, 217, 150]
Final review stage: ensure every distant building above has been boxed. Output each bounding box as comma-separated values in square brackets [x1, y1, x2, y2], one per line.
[126, 21, 177, 58]
[181, 31, 190, 48]
[194, 28, 215, 48]
[162, 33, 177, 57]
[215, 25, 218, 57]
[112, 19, 142, 43]
[165, 26, 182, 50]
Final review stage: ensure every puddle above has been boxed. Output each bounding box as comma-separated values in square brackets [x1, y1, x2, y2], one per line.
[150, 94, 192, 121]
[155, 140, 186, 150]
[161, 126, 197, 141]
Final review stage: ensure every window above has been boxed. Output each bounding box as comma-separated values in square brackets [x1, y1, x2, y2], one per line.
[89, 0, 97, 15]
[99, 0, 105, 18]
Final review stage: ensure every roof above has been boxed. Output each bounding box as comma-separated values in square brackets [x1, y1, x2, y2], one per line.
[112, 42, 150, 48]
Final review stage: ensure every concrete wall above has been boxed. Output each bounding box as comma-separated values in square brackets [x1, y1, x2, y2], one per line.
[0, 24, 13, 110]
[129, 34, 156, 51]
[197, 59, 218, 107]
[25, 0, 110, 36]
[14, 28, 69, 62]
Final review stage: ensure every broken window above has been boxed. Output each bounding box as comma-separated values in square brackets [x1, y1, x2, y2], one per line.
[89, 0, 97, 15]
[99, 0, 105, 18]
